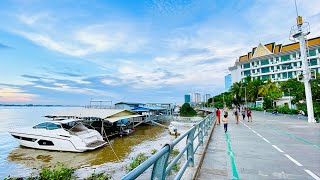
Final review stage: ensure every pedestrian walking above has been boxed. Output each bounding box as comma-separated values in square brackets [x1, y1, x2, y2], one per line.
[247, 108, 252, 122]
[241, 107, 246, 120]
[223, 114, 228, 133]
[263, 105, 267, 115]
[234, 106, 239, 124]
[223, 106, 229, 116]
[216, 108, 221, 125]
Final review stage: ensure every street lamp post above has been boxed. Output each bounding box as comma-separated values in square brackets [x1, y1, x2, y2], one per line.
[241, 86, 247, 108]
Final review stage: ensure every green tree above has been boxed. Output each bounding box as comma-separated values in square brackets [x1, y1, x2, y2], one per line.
[258, 79, 280, 97]
[247, 78, 264, 102]
[230, 81, 243, 105]
[280, 78, 304, 104]
[179, 103, 197, 117]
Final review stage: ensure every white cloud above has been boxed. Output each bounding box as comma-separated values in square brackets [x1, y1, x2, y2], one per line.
[17, 12, 50, 25]
[14, 17, 149, 57]
[0, 85, 37, 102]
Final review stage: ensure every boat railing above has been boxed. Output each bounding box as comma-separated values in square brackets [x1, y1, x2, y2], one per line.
[121, 112, 216, 180]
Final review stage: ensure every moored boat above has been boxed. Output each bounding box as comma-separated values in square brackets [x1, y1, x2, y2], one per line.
[9, 119, 107, 152]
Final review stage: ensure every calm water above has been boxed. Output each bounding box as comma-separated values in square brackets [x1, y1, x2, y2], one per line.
[0, 107, 190, 179]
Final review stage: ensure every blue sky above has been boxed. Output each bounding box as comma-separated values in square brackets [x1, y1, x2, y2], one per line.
[0, 0, 319, 105]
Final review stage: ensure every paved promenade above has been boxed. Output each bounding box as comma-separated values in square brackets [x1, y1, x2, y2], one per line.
[197, 111, 320, 180]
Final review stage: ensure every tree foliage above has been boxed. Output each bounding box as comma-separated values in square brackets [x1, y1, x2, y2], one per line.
[179, 103, 197, 117]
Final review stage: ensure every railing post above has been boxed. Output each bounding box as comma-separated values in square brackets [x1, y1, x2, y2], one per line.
[187, 127, 196, 167]
[198, 124, 203, 145]
[151, 144, 172, 180]
[204, 118, 209, 136]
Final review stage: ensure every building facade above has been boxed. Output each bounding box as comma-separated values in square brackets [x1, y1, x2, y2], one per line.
[204, 94, 211, 102]
[229, 36, 320, 82]
[224, 74, 232, 92]
[184, 94, 191, 103]
[192, 92, 201, 103]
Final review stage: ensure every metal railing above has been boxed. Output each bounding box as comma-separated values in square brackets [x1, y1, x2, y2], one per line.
[121, 112, 216, 180]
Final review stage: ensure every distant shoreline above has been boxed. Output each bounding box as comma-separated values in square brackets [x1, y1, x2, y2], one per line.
[0, 104, 81, 107]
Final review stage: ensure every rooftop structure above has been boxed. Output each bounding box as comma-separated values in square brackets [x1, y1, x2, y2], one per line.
[45, 108, 142, 123]
[114, 102, 145, 110]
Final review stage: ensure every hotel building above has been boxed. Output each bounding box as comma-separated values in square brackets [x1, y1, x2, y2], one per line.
[229, 36, 320, 83]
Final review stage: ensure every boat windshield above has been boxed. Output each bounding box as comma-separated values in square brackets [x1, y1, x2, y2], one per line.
[61, 121, 88, 133]
[33, 122, 61, 130]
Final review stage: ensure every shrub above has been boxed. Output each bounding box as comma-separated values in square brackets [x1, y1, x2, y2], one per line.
[266, 109, 273, 112]
[39, 163, 74, 180]
[126, 153, 150, 172]
[85, 172, 112, 180]
[277, 106, 298, 114]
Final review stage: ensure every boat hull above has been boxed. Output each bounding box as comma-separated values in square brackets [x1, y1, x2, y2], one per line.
[9, 131, 107, 152]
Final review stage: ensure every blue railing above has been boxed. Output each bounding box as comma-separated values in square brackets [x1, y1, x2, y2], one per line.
[121, 112, 216, 180]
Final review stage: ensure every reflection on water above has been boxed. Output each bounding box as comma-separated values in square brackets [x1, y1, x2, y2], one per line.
[7, 125, 166, 169]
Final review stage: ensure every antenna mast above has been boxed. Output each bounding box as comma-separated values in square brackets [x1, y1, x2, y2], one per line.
[289, 0, 315, 123]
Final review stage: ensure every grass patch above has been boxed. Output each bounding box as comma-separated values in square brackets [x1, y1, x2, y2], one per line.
[151, 149, 158, 155]
[126, 153, 150, 172]
[85, 172, 112, 180]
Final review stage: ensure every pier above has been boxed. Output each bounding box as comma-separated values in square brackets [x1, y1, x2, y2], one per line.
[121, 110, 320, 180]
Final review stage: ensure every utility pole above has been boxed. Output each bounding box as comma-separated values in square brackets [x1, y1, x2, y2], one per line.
[290, 12, 315, 122]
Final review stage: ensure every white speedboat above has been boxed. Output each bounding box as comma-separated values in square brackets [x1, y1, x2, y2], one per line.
[9, 119, 107, 152]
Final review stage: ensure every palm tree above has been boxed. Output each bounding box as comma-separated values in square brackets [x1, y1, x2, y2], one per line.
[230, 81, 243, 105]
[247, 78, 264, 102]
[258, 79, 279, 97]
[258, 78, 281, 107]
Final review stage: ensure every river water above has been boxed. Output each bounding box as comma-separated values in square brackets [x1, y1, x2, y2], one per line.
[0, 107, 193, 179]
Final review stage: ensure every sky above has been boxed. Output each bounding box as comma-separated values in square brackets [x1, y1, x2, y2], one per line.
[0, 0, 319, 105]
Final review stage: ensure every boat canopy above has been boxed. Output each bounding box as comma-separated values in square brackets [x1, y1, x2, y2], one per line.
[105, 114, 143, 123]
[45, 108, 137, 119]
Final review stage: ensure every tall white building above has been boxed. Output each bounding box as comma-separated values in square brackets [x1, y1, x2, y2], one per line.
[203, 94, 211, 102]
[228, 36, 320, 82]
[192, 92, 201, 103]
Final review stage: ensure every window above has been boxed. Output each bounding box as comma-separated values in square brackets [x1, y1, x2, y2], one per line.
[288, 72, 292, 78]
[276, 57, 280, 62]
[262, 75, 269, 81]
[281, 55, 290, 62]
[243, 63, 250, 69]
[283, 73, 288, 79]
[308, 49, 316, 57]
[261, 59, 269, 66]
[244, 70, 251, 76]
[33, 123, 48, 129]
[292, 53, 296, 59]
[309, 59, 318, 66]
[261, 67, 270, 73]
[33, 122, 61, 130]
[293, 62, 297, 67]
[272, 74, 275, 78]
[47, 123, 61, 130]
[271, 66, 274, 70]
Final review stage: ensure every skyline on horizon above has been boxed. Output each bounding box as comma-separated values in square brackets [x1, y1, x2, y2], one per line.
[0, 0, 320, 105]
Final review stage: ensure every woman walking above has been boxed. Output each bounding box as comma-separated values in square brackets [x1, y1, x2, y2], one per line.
[234, 106, 239, 124]
[241, 107, 246, 120]
[247, 108, 252, 122]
